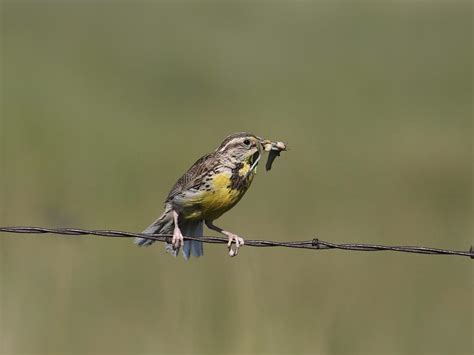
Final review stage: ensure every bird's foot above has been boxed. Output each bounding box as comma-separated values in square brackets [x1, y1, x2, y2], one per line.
[172, 227, 184, 250]
[225, 232, 245, 257]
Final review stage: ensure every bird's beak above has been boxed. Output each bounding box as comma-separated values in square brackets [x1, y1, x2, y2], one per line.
[259, 139, 273, 152]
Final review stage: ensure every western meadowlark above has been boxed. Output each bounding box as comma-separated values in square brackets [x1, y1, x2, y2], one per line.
[134, 132, 286, 259]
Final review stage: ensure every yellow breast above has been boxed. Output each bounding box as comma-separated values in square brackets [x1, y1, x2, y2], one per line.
[182, 162, 255, 221]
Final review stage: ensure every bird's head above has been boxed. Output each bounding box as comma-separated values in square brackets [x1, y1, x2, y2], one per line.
[217, 132, 262, 165]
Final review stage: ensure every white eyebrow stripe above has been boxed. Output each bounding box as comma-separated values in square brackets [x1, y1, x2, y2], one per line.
[218, 137, 244, 152]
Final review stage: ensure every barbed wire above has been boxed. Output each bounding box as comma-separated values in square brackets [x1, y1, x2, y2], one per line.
[0, 226, 472, 259]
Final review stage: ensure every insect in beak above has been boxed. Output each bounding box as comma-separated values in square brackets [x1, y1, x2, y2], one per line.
[260, 139, 287, 171]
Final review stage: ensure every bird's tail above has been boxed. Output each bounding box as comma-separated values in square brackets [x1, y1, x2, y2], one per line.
[180, 220, 204, 260]
[135, 205, 204, 260]
[134, 205, 174, 247]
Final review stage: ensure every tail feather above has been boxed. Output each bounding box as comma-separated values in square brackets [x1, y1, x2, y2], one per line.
[135, 205, 204, 260]
[134, 206, 173, 247]
[190, 236, 204, 258]
[181, 221, 204, 260]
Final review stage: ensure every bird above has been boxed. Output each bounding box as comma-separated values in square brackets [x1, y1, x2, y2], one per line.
[134, 132, 273, 259]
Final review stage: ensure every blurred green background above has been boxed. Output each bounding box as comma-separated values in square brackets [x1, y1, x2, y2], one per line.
[1, 1, 472, 354]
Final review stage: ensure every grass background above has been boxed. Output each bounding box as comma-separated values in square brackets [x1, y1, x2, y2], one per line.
[1, 1, 472, 354]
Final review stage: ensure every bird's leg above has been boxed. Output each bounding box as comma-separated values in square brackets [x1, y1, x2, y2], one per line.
[172, 210, 184, 250]
[205, 220, 245, 257]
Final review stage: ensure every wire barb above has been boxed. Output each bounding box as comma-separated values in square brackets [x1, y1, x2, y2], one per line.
[0, 226, 472, 259]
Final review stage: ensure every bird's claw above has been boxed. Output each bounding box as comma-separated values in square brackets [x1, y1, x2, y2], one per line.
[227, 233, 245, 257]
[172, 228, 184, 250]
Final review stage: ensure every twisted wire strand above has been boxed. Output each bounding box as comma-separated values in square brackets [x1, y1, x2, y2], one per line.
[1, 226, 472, 259]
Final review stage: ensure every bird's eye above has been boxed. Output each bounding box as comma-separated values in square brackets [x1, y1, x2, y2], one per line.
[243, 139, 251, 146]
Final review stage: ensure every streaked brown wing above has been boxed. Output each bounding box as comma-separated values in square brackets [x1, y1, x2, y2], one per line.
[166, 152, 219, 202]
